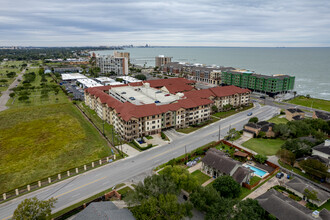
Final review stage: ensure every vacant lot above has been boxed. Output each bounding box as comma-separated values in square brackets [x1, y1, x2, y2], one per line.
[242, 138, 286, 156]
[287, 96, 330, 112]
[0, 103, 111, 193]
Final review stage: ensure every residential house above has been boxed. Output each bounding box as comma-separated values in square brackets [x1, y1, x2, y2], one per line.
[285, 108, 305, 121]
[201, 148, 252, 185]
[285, 178, 330, 207]
[313, 111, 330, 121]
[256, 189, 330, 220]
[73, 201, 135, 220]
[243, 121, 275, 138]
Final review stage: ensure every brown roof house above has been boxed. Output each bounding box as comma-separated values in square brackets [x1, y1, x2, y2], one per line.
[286, 108, 305, 121]
[313, 111, 330, 121]
[243, 121, 275, 138]
[256, 189, 330, 220]
[201, 148, 252, 185]
[285, 177, 330, 207]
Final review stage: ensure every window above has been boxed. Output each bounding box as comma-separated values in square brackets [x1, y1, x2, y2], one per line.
[152, 126, 155, 129]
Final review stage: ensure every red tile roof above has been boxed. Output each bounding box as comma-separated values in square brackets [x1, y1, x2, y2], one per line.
[85, 79, 249, 122]
[145, 78, 195, 94]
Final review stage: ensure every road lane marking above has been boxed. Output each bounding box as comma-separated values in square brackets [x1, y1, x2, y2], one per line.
[54, 176, 106, 199]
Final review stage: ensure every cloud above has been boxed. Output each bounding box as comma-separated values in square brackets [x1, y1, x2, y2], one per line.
[0, 0, 330, 46]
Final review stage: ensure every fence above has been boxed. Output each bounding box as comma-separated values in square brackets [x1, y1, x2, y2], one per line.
[0, 155, 116, 203]
[52, 190, 121, 220]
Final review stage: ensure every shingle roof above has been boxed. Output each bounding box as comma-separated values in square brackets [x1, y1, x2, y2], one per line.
[315, 111, 330, 121]
[285, 178, 330, 204]
[256, 189, 315, 220]
[313, 142, 330, 155]
[232, 166, 252, 184]
[287, 108, 304, 113]
[73, 201, 135, 220]
[201, 149, 238, 175]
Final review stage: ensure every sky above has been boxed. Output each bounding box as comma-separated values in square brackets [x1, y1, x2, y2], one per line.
[1, 0, 330, 47]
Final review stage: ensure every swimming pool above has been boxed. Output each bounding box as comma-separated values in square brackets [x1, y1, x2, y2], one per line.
[244, 164, 267, 177]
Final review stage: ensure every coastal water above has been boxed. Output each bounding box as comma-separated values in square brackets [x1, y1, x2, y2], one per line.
[95, 47, 330, 100]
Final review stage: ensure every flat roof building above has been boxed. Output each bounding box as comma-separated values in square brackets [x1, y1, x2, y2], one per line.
[95, 77, 124, 86]
[77, 79, 103, 89]
[117, 76, 142, 84]
[61, 73, 87, 81]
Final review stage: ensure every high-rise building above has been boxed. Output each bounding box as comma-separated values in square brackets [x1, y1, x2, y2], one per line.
[155, 55, 172, 67]
[96, 55, 128, 75]
[221, 71, 295, 94]
[113, 51, 130, 63]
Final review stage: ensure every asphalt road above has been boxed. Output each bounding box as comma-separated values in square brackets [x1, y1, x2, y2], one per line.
[0, 103, 279, 219]
[0, 67, 27, 112]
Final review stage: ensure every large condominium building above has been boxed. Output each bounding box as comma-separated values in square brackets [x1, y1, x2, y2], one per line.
[96, 55, 128, 75]
[222, 71, 295, 95]
[162, 62, 235, 85]
[84, 78, 251, 141]
[155, 55, 172, 67]
[113, 51, 130, 63]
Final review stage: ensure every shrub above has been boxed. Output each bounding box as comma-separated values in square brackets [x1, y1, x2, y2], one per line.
[254, 154, 268, 164]
[248, 117, 258, 123]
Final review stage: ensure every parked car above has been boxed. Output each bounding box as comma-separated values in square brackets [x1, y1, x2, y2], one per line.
[247, 112, 253, 116]
[276, 172, 284, 179]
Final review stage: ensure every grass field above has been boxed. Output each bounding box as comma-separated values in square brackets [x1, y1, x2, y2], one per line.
[0, 61, 23, 92]
[176, 117, 219, 134]
[267, 115, 288, 124]
[191, 170, 211, 185]
[0, 103, 111, 193]
[241, 138, 286, 156]
[212, 104, 253, 118]
[286, 96, 330, 112]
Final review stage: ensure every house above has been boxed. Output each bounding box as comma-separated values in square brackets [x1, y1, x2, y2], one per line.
[312, 140, 330, 166]
[201, 148, 252, 185]
[285, 108, 305, 121]
[285, 178, 330, 207]
[73, 201, 135, 220]
[243, 121, 275, 138]
[256, 189, 330, 220]
[313, 111, 330, 121]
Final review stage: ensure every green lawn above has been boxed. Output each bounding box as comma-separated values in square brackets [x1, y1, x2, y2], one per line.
[212, 104, 253, 118]
[79, 103, 120, 146]
[249, 176, 262, 185]
[267, 115, 288, 124]
[0, 103, 111, 193]
[117, 186, 133, 199]
[191, 170, 211, 185]
[241, 138, 285, 156]
[176, 117, 219, 134]
[286, 96, 330, 112]
[0, 61, 23, 92]
[318, 200, 330, 211]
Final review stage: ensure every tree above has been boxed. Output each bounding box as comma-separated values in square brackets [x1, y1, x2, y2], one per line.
[135, 74, 147, 80]
[161, 166, 199, 192]
[116, 78, 124, 82]
[226, 128, 240, 141]
[18, 95, 29, 101]
[299, 159, 329, 179]
[190, 186, 222, 211]
[281, 139, 312, 158]
[303, 189, 319, 202]
[9, 92, 15, 98]
[273, 123, 291, 139]
[206, 197, 236, 220]
[213, 175, 241, 199]
[276, 149, 295, 165]
[254, 154, 268, 164]
[233, 198, 266, 220]
[211, 105, 218, 113]
[12, 197, 57, 220]
[248, 117, 258, 123]
[130, 193, 193, 220]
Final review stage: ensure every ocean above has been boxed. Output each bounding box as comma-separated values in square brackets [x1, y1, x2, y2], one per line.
[94, 47, 330, 100]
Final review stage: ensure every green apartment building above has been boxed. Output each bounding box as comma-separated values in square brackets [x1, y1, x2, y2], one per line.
[222, 71, 295, 95]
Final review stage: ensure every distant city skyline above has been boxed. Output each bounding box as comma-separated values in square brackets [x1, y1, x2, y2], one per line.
[1, 0, 330, 47]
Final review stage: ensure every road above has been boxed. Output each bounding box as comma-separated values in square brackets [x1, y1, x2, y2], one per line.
[0, 67, 27, 112]
[0, 103, 279, 219]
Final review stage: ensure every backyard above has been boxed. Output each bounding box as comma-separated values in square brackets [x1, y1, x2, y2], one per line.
[191, 170, 211, 185]
[0, 103, 112, 193]
[267, 114, 288, 124]
[286, 96, 330, 112]
[242, 138, 286, 156]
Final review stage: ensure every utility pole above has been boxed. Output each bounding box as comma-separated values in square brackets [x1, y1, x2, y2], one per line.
[185, 145, 187, 164]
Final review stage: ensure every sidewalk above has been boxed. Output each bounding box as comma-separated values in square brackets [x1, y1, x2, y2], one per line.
[121, 144, 140, 157]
